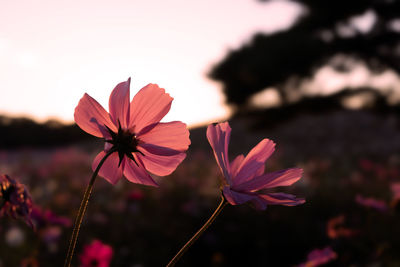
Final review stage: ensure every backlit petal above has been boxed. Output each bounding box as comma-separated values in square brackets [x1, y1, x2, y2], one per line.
[109, 78, 131, 129]
[74, 93, 116, 138]
[230, 155, 244, 177]
[137, 146, 186, 176]
[234, 139, 275, 185]
[129, 84, 173, 133]
[123, 156, 158, 187]
[249, 197, 268, 210]
[207, 123, 232, 185]
[258, 192, 305, 206]
[137, 121, 190, 151]
[222, 186, 256, 206]
[234, 168, 303, 191]
[231, 155, 265, 179]
[92, 151, 123, 185]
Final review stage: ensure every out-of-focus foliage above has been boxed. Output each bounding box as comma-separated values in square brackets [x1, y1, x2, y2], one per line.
[209, 0, 400, 109]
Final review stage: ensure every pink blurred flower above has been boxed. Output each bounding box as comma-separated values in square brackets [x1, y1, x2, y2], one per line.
[359, 159, 374, 171]
[79, 240, 113, 267]
[298, 247, 337, 267]
[391, 182, 400, 201]
[207, 122, 305, 210]
[326, 215, 358, 239]
[355, 194, 388, 212]
[0, 174, 33, 227]
[127, 189, 144, 201]
[31, 205, 72, 228]
[29, 206, 72, 246]
[21, 257, 39, 267]
[74, 78, 190, 186]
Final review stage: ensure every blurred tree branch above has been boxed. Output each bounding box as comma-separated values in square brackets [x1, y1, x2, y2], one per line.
[209, 0, 400, 110]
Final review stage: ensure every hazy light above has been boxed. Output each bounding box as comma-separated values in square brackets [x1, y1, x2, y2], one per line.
[342, 93, 376, 109]
[250, 88, 282, 108]
[350, 10, 376, 33]
[303, 64, 400, 103]
[0, 0, 303, 126]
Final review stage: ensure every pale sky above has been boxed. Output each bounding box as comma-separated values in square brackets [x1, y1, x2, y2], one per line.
[0, 0, 303, 126]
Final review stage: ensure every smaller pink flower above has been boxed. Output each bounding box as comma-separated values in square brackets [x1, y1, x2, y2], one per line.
[79, 240, 113, 267]
[74, 78, 190, 186]
[207, 122, 305, 210]
[0, 174, 33, 227]
[297, 247, 337, 267]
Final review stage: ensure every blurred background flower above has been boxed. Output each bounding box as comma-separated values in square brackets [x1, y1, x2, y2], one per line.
[79, 240, 113, 267]
[0, 174, 33, 227]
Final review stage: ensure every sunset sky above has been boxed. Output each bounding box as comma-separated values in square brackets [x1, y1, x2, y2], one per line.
[0, 0, 303, 126]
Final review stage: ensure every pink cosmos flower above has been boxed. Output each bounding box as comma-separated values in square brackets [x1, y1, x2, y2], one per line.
[207, 122, 305, 210]
[297, 247, 337, 267]
[79, 240, 113, 267]
[74, 78, 190, 186]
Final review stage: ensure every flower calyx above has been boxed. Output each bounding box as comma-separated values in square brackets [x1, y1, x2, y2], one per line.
[104, 121, 144, 166]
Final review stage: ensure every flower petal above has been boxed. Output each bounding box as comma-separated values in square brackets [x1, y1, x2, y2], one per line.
[109, 78, 131, 129]
[234, 168, 303, 191]
[249, 197, 269, 210]
[258, 192, 305, 206]
[231, 154, 265, 179]
[129, 83, 173, 133]
[222, 186, 256, 206]
[137, 121, 190, 151]
[137, 145, 187, 176]
[92, 151, 123, 185]
[234, 139, 275, 185]
[74, 93, 116, 138]
[207, 123, 232, 185]
[123, 156, 158, 187]
[230, 155, 244, 177]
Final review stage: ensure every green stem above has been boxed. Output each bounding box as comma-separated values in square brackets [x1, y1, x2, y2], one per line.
[166, 195, 228, 267]
[64, 149, 115, 267]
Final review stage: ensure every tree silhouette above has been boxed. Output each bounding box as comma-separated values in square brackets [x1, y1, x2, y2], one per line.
[209, 0, 400, 109]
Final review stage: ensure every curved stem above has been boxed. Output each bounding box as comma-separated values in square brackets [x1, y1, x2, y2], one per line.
[64, 149, 115, 267]
[166, 195, 228, 267]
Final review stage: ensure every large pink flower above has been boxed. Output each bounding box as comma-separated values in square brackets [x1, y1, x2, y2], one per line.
[207, 122, 305, 210]
[74, 78, 190, 186]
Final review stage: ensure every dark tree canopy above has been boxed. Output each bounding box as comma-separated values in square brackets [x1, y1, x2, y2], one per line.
[209, 0, 400, 109]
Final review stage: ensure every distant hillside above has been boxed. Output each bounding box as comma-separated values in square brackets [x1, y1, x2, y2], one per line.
[0, 116, 96, 149]
[1, 90, 400, 159]
[190, 98, 400, 164]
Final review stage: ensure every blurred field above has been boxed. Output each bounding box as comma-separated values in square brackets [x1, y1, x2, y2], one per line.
[1, 109, 400, 267]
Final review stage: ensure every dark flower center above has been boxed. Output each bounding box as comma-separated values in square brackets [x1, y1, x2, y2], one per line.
[105, 121, 144, 166]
